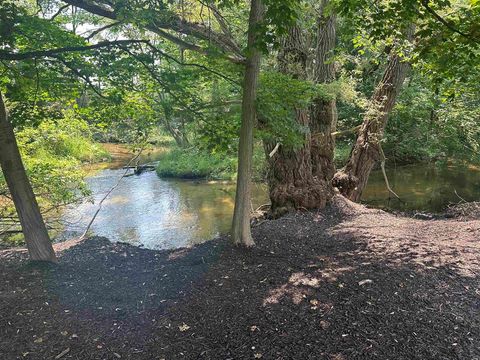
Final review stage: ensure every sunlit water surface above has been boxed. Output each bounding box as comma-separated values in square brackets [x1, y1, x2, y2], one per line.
[60, 151, 480, 249]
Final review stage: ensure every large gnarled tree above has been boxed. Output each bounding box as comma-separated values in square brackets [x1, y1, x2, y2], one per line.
[264, 0, 337, 216]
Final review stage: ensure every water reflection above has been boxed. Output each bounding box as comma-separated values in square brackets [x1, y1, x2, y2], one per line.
[61, 159, 480, 250]
[61, 170, 268, 249]
[362, 163, 480, 212]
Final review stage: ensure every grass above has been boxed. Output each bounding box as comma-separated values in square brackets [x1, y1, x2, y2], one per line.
[157, 148, 238, 180]
[156, 145, 267, 181]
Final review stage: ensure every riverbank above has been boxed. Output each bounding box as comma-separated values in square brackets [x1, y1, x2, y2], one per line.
[2, 196, 480, 359]
[154, 142, 352, 181]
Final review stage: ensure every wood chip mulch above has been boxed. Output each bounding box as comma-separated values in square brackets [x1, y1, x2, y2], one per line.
[1, 196, 480, 359]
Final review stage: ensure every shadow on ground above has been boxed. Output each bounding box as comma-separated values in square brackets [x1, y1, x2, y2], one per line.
[1, 198, 480, 359]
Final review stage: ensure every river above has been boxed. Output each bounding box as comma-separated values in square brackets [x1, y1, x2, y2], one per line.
[59, 146, 480, 249]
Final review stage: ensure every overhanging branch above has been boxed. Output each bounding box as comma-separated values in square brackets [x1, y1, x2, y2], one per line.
[0, 40, 150, 60]
[421, 1, 477, 42]
[59, 0, 245, 64]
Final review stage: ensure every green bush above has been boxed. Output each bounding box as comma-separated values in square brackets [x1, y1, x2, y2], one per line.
[156, 145, 267, 181]
[157, 148, 238, 180]
[18, 110, 110, 163]
[0, 111, 110, 226]
[334, 142, 352, 168]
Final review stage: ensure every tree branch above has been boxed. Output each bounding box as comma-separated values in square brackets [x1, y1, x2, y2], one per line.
[142, 42, 240, 85]
[85, 21, 122, 40]
[118, 45, 205, 119]
[52, 57, 107, 99]
[49, 4, 70, 21]
[59, 0, 245, 63]
[61, 0, 116, 19]
[421, 1, 475, 41]
[0, 40, 151, 60]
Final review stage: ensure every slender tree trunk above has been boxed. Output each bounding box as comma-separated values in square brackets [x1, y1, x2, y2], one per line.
[333, 27, 414, 201]
[160, 102, 189, 147]
[311, 0, 337, 183]
[231, 0, 263, 246]
[0, 91, 56, 262]
[163, 117, 189, 147]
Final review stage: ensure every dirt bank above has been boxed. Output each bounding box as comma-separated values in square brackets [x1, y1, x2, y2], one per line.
[1, 196, 480, 359]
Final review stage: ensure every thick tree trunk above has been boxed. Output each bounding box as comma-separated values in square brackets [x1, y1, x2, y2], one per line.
[266, 26, 330, 216]
[311, 0, 337, 183]
[265, 6, 337, 216]
[266, 113, 329, 217]
[0, 92, 56, 262]
[231, 0, 263, 246]
[333, 28, 414, 201]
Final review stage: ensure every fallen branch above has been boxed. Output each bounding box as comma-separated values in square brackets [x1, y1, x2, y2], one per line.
[78, 147, 145, 241]
[378, 143, 402, 201]
[310, 124, 362, 140]
[269, 143, 280, 158]
[331, 124, 362, 137]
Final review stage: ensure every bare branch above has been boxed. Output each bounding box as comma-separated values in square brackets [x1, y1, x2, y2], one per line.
[49, 4, 70, 21]
[85, 21, 122, 40]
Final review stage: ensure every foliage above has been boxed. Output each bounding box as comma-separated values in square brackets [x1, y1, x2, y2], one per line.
[156, 143, 267, 181]
[257, 71, 354, 147]
[384, 76, 480, 164]
[0, 111, 109, 221]
[156, 147, 238, 180]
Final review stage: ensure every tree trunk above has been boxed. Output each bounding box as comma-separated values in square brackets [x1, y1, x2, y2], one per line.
[333, 27, 414, 201]
[311, 0, 337, 183]
[265, 5, 337, 216]
[163, 117, 189, 148]
[265, 114, 330, 217]
[231, 0, 263, 246]
[266, 26, 331, 216]
[0, 91, 56, 262]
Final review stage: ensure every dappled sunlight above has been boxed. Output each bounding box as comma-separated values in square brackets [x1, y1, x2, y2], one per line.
[263, 262, 357, 306]
[289, 271, 320, 287]
[329, 204, 480, 276]
[263, 283, 312, 305]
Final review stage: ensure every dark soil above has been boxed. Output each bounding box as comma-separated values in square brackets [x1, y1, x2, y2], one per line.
[1, 196, 480, 360]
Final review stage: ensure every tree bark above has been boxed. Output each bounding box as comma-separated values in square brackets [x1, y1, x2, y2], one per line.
[265, 5, 337, 216]
[266, 26, 331, 216]
[311, 0, 337, 183]
[162, 114, 189, 148]
[0, 91, 56, 262]
[333, 27, 414, 201]
[231, 0, 263, 246]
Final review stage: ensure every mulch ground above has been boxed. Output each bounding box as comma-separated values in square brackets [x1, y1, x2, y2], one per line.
[1, 196, 480, 360]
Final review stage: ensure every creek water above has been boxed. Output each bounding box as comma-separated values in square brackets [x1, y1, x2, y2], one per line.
[60, 146, 480, 249]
